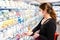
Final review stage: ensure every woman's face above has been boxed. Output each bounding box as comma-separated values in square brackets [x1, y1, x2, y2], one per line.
[40, 9, 47, 16]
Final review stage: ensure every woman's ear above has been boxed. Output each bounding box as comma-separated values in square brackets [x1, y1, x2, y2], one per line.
[47, 7, 52, 14]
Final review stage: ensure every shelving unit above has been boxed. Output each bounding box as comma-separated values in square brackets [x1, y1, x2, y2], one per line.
[52, 2, 60, 24]
[0, 0, 42, 40]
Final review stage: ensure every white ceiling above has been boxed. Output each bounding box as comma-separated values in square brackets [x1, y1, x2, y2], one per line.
[20, 0, 60, 3]
[35, 0, 60, 3]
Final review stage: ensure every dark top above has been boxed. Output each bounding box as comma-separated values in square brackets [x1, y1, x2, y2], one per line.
[32, 18, 56, 40]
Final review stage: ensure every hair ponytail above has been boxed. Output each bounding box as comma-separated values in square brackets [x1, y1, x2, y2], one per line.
[49, 8, 56, 21]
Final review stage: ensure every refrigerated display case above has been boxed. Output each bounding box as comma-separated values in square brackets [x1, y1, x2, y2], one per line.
[0, 0, 43, 40]
[52, 2, 60, 24]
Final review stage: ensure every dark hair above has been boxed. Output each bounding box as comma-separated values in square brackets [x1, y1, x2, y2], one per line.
[39, 3, 56, 21]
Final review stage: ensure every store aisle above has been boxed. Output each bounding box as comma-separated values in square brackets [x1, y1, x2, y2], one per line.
[57, 24, 60, 40]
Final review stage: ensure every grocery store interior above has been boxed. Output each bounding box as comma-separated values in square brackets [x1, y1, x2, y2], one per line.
[0, 0, 60, 40]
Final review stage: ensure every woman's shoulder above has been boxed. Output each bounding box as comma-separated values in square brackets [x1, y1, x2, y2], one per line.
[47, 18, 56, 27]
[49, 18, 56, 23]
[45, 18, 56, 26]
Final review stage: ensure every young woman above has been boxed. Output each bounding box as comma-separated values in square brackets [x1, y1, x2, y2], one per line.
[31, 3, 57, 40]
[22, 3, 56, 40]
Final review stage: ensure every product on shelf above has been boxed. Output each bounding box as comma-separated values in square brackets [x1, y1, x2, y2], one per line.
[18, 17, 24, 23]
[0, 0, 42, 40]
[1, 18, 16, 29]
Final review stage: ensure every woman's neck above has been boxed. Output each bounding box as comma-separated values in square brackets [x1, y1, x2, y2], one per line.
[44, 14, 51, 19]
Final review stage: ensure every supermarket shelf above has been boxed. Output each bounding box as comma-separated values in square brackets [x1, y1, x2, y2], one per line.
[52, 1, 60, 6]
[0, 7, 28, 10]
